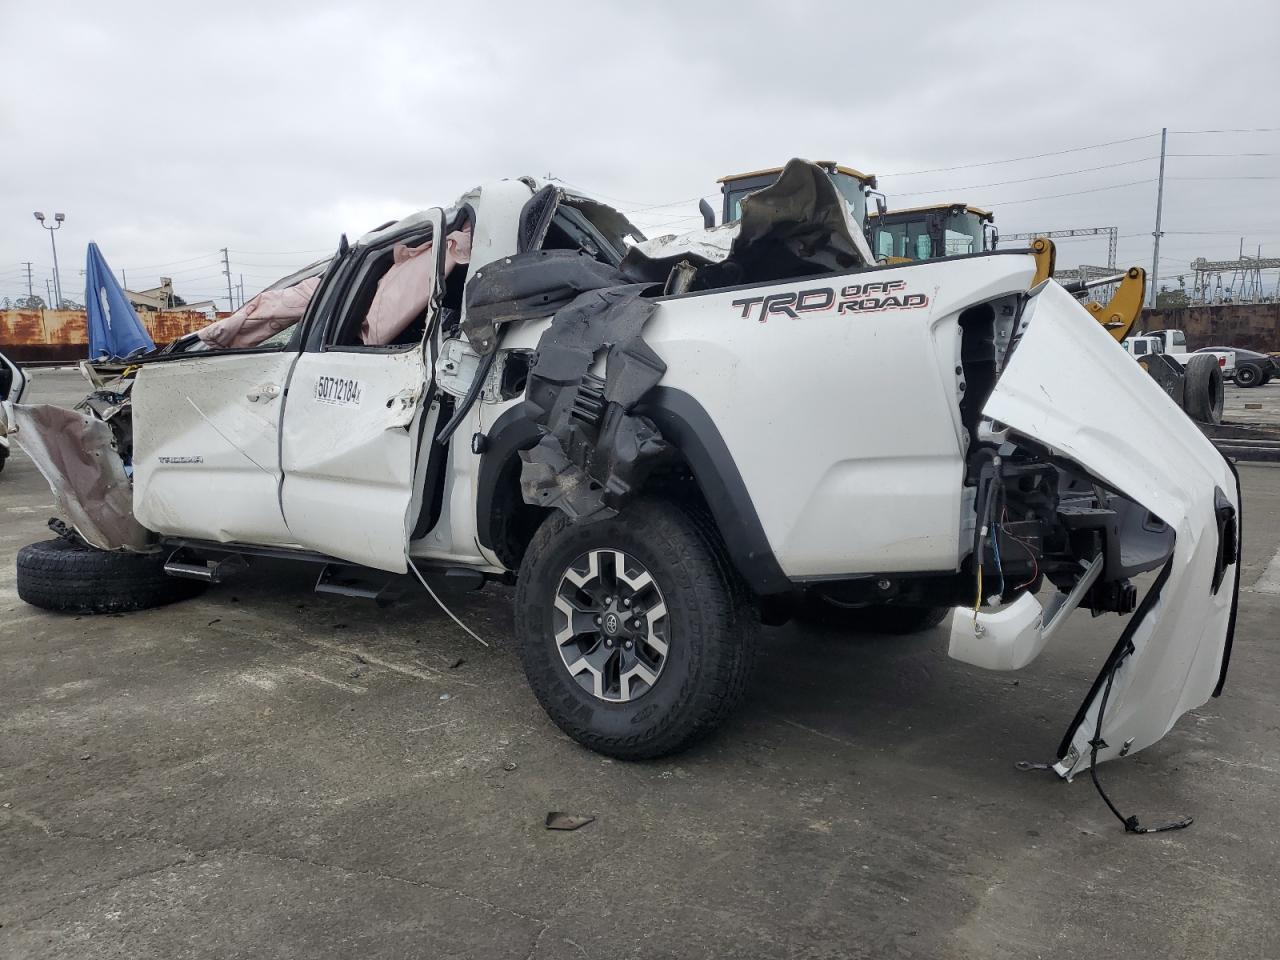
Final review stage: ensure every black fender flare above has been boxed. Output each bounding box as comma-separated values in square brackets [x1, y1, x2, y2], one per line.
[476, 389, 790, 596]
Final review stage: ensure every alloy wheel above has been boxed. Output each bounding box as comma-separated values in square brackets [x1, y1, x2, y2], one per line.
[553, 548, 670, 702]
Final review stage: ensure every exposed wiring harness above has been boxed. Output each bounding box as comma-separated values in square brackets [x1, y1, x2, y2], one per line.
[973, 455, 1003, 621]
[1000, 506, 1040, 591]
[1087, 643, 1193, 835]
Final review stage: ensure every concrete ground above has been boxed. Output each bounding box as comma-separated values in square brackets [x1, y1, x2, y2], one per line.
[2, 369, 1279, 960]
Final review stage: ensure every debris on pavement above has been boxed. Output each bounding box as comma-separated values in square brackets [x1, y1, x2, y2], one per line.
[545, 812, 595, 831]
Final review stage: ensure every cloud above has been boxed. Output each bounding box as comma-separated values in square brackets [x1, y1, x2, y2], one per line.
[2, 0, 1278, 303]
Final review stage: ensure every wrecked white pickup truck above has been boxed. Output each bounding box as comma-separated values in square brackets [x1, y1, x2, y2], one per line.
[6, 161, 1240, 810]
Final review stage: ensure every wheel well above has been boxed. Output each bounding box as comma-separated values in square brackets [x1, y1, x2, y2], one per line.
[487, 451, 550, 571]
[483, 446, 710, 574]
[477, 389, 790, 596]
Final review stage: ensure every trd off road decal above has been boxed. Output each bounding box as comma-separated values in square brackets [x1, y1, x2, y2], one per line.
[315, 375, 363, 406]
[732, 280, 929, 323]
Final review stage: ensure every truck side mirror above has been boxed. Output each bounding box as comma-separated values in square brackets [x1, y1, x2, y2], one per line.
[871, 191, 887, 216]
[699, 198, 716, 230]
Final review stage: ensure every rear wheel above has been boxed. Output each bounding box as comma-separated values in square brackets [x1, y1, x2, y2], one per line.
[1183, 354, 1224, 424]
[1235, 363, 1261, 388]
[514, 500, 757, 760]
[17, 537, 204, 614]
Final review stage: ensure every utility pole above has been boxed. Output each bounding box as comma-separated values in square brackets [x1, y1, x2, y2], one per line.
[22, 262, 33, 298]
[238, 273, 244, 309]
[1149, 127, 1167, 308]
[221, 247, 234, 311]
[45, 278, 53, 308]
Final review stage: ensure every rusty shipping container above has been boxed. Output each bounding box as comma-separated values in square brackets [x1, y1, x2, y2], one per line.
[0, 309, 221, 362]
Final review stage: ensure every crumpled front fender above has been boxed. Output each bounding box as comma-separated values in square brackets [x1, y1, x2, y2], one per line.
[982, 282, 1240, 778]
[6, 402, 153, 552]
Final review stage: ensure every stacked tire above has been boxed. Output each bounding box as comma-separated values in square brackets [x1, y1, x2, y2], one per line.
[1183, 353, 1225, 425]
[16, 538, 203, 614]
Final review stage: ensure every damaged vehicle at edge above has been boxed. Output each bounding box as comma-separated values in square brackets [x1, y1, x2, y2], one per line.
[3, 161, 1240, 796]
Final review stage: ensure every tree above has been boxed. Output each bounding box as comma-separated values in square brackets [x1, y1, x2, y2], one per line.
[1155, 287, 1188, 308]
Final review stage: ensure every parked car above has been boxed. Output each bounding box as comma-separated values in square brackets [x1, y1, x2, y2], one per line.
[1195, 345, 1276, 388]
[4, 161, 1240, 786]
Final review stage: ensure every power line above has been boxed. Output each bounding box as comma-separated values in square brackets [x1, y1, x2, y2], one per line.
[975, 178, 1156, 208]
[892, 157, 1156, 198]
[119, 251, 222, 271]
[1167, 175, 1280, 181]
[1168, 152, 1280, 158]
[1169, 127, 1280, 134]
[233, 247, 333, 256]
[878, 133, 1159, 178]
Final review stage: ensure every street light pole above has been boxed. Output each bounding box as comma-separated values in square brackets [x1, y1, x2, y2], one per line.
[33, 211, 66, 308]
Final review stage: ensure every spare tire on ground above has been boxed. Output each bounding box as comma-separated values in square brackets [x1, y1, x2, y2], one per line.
[16, 537, 204, 614]
[1182, 353, 1224, 425]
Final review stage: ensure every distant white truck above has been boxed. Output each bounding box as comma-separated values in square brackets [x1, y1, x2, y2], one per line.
[1123, 329, 1235, 378]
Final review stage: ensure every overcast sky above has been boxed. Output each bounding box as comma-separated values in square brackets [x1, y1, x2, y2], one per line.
[2, 0, 1278, 307]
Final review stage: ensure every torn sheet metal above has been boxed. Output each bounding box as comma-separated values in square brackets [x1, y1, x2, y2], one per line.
[7, 403, 152, 551]
[465, 250, 668, 521]
[636, 222, 738, 263]
[982, 282, 1240, 777]
[464, 160, 873, 525]
[636, 157, 874, 292]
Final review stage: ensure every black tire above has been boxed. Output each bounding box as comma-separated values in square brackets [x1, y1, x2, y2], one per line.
[1235, 363, 1261, 388]
[1262, 370, 1274, 385]
[514, 500, 757, 760]
[16, 538, 204, 614]
[1183, 354, 1224, 424]
[802, 593, 951, 635]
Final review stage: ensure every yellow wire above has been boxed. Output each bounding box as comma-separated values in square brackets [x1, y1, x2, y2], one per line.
[974, 565, 984, 622]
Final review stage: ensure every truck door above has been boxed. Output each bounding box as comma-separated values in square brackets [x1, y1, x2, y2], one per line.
[132, 340, 303, 547]
[278, 209, 449, 572]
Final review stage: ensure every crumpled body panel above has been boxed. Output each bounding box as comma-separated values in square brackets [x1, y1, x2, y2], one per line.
[466, 160, 875, 526]
[6, 402, 152, 551]
[983, 282, 1240, 777]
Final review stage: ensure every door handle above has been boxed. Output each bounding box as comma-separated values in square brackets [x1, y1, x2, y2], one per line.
[246, 384, 280, 403]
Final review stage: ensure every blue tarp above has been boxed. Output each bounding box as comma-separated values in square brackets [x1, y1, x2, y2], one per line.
[85, 242, 154, 360]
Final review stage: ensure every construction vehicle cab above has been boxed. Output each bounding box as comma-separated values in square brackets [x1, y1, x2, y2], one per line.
[868, 203, 997, 262]
[718, 161, 878, 229]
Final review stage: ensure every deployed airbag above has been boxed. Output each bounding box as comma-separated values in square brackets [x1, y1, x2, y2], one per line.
[362, 228, 472, 346]
[197, 275, 321, 349]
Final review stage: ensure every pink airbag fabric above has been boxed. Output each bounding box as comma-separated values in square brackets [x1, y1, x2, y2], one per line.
[196, 276, 321, 349]
[361, 228, 472, 346]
